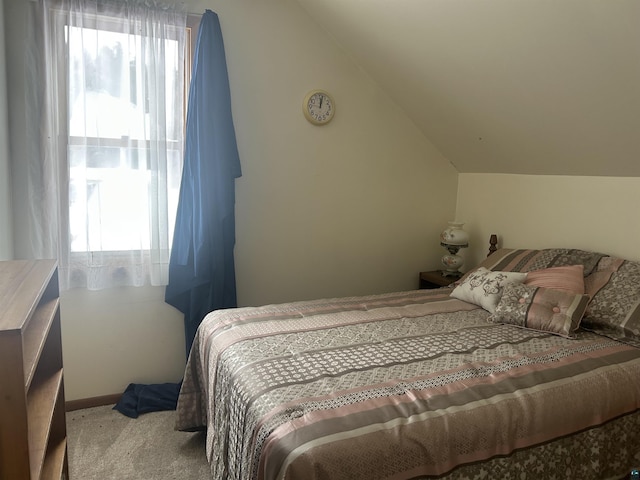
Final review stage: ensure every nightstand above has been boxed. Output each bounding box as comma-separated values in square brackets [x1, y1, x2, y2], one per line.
[419, 270, 460, 289]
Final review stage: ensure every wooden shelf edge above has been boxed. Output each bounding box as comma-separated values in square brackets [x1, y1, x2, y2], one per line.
[28, 369, 64, 480]
[40, 436, 68, 480]
[0, 260, 57, 332]
[23, 298, 60, 390]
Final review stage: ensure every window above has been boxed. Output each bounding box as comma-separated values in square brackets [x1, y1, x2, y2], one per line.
[65, 23, 184, 253]
[27, 1, 189, 289]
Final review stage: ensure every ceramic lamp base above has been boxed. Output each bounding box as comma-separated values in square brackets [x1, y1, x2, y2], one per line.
[441, 253, 464, 275]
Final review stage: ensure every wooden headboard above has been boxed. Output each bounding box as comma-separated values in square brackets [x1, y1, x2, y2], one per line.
[488, 234, 498, 257]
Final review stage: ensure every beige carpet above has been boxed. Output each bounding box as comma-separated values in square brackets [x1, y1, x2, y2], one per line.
[66, 405, 210, 479]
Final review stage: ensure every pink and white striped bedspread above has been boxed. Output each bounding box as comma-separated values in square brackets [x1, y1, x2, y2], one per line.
[175, 288, 640, 480]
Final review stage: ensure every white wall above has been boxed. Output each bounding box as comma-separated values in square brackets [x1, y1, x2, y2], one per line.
[456, 173, 640, 270]
[4, 0, 457, 400]
[0, 0, 12, 260]
[60, 286, 186, 400]
[293, 0, 640, 178]
[203, 0, 458, 306]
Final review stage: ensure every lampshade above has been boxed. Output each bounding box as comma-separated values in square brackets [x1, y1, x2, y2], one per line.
[440, 221, 469, 248]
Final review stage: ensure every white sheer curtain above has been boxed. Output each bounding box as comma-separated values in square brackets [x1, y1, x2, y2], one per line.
[26, 0, 186, 290]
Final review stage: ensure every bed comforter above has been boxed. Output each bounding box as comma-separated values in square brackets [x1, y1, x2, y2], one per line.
[175, 287, 640, 480]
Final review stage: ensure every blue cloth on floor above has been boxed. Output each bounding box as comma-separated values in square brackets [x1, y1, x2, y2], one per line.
[113, 382, 181, 418]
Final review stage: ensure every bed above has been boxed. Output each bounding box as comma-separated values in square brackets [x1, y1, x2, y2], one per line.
[175, 240, 640, 479]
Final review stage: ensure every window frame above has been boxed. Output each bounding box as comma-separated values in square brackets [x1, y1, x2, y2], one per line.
[50, 9, 196, 258]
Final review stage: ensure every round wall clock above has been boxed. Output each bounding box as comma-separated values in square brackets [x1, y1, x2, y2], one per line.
[303, 90, 335, 125]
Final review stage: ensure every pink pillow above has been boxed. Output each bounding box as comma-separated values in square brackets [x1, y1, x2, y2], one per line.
[524, 265, 585, 294]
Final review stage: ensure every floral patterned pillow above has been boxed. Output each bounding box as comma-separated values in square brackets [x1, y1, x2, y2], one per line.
[582, 257, 640, 347]
[489, 282, 590, 338]
[450, 267, 527, 313]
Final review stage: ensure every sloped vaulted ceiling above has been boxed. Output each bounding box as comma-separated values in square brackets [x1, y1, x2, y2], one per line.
[294, 0, 640, 176]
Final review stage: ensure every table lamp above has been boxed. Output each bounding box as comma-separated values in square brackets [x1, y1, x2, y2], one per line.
[440, 221, 469, 276]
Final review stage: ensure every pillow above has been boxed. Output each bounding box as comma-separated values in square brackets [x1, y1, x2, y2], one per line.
[524, 265, 585, 294]
[450, 267, 527, 313]
[582, 257, 640, 347]
[461, 248, 605, 281]
[489, 282, 590, 338]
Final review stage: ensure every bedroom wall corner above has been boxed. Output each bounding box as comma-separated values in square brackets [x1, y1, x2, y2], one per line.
[455, 173, 640, 269]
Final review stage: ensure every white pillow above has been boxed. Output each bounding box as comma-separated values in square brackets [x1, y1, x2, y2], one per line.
[450, 267, 527, 313]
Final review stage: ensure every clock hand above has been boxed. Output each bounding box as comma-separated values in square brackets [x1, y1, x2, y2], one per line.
[320, 96, 323, 109]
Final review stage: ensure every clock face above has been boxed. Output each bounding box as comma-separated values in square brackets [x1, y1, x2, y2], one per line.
[303, 90, 334, 125]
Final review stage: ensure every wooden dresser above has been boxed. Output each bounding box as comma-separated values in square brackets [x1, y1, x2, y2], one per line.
[0, 260, 69, 480]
